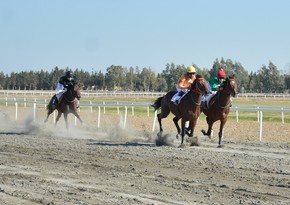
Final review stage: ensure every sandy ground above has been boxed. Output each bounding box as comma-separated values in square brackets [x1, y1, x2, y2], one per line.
[0, 108, 290, 205]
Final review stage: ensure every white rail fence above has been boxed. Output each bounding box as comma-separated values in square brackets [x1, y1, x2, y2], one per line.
[0, 99, 290, 142]
[1, 90, 290, 98]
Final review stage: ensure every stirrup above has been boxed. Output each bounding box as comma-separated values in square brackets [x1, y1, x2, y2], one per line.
[201, 101, 207, 109]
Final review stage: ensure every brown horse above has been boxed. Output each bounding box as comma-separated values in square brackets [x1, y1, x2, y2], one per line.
[201, 76, 238, 147]
[45, 82, 83, 131]
[152, 75, 210, 147]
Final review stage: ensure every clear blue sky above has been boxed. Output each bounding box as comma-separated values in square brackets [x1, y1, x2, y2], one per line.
[1, 0, 290, 75]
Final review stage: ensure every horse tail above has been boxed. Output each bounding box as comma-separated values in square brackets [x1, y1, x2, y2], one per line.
[151, 96, 163, 111]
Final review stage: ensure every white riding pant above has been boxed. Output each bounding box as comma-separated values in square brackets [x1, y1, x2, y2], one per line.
[56, 83, 66, 100]
[202, 91, 217, 107]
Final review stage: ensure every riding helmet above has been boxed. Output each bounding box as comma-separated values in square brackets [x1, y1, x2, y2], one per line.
[66, 70, 73, 78]
[217, 69, 226, 78]
[187, 65, 196, 73]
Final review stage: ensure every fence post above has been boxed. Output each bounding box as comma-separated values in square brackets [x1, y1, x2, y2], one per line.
[33, 103, 36, 122]
[97, 106, 101, 128]
[90, 101, 93, 112]
[131, 103, 134, 116]
[15, 102, 18, 121]
[147, 106, 149, 117]
[124, 106, 127, 129]
[257, 107, 259, 122]
[281, 108, 284, 124]
[103, 101, 106, 114]
[152, 110, 157, 132]
[117, 101, 119, 115]
[259, 111, 263, 141]
[235, 107, 239, 122]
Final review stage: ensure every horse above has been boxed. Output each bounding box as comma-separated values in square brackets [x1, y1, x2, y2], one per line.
[45, 82, 83, 131]
[201, 76, 238, 147]
[152, 75, 210, 147]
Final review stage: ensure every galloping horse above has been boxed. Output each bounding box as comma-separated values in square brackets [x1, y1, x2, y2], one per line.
[45, 82, 83, 131]
[201, 76, 238, 147]
[152, 75, 210, 147]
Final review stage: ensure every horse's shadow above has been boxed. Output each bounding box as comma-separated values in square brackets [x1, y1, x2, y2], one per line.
[87, 141, 156, 147]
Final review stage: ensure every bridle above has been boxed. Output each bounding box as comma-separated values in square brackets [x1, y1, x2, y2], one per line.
[218, 77, 236, 108]
[189, 77, 206, 105]
[190, 77, 205, 94]
[64, 84, 80, 103]
[222, 77, 237, 96]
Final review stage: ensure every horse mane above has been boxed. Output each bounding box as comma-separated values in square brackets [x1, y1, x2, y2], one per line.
[196, 74, 202, 79]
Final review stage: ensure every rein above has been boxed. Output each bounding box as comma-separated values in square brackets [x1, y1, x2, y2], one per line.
[64, 88, 78, 103]
[189, 78, 204, 106]
[217, 91, 231, 109]
[217, 79, 234, 108]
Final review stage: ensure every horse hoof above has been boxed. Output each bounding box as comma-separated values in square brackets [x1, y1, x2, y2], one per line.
[178, 143, 186, 148]
[217, 144, 224, 148]
[157, 132, 163, 138]
[176, 134, 180, 139]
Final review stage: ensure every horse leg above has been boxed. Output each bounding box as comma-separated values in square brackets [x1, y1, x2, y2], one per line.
[188, 119, 200, 146]
[178, 119, 186, 148]
[64, 112, 69, 135]
[55, 111, 62, 127]
[44, 109, 53, 123]
[44, 101, 55, 123]
[157, 113, 163, 138]
[72, 110, 83, 125]
[157, 107, 170, 138]
[218, 119, 227, 147]
[201, 117, 214, 138]
[173, 116, 181, 139]
[185, 121, 193, 137]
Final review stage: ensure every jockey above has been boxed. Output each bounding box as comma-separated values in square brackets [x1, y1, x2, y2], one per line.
[202, 68, 226, 109]
[53, 70, 76, 106]
[171, 65, 196, 105]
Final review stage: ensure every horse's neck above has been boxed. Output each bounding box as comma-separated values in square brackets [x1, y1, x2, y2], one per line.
[64, 89, 75, 101]
[190, 91, 202, 106]
[218, 91, 231, 106]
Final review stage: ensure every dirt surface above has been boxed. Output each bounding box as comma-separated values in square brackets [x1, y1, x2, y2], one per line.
[0, 110, 290, 205]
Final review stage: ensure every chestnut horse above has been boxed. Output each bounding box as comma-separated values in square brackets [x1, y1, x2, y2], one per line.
[152, 75, 210, 147]
[45, 82, 83, 131]
[201, 76, 238, 147]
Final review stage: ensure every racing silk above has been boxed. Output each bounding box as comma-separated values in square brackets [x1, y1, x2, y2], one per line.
[208, 77, 220, 91]
[178, 74, 195, 91]
[202, 77, 226, 107]
[56, 76, 76, 100]
[171, 74, 195, 104]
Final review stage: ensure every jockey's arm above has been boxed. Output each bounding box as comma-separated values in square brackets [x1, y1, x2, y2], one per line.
[177, 76, 189, 90]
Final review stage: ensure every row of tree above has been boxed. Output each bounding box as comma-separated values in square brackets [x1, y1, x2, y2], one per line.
[1, 58, 290, 93]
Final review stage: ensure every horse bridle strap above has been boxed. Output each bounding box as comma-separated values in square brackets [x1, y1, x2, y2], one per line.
[63, 89, 78, 103]
[190, 78, 204, 94]
[222, 78, 235, 95]
[189, 78, 204, 105]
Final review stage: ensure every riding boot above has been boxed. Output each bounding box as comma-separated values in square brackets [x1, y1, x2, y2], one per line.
[201, 101, 207, 109]
[52, 97, 58, 109]
[54, 97, 59, 105]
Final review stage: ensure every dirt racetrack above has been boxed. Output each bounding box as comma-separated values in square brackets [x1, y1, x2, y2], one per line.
[0, 109, 290, 205]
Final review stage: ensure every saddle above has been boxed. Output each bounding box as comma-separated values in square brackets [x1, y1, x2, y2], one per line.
[171, 90, 188, 105]
[202, 92, 218, 109]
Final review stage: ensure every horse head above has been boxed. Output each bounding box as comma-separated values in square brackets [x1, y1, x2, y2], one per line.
[224, 75, 238, 97]
[191, 75, 210, 95]
[67, 82, 81, 101]
[72, 82, 81, 100]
